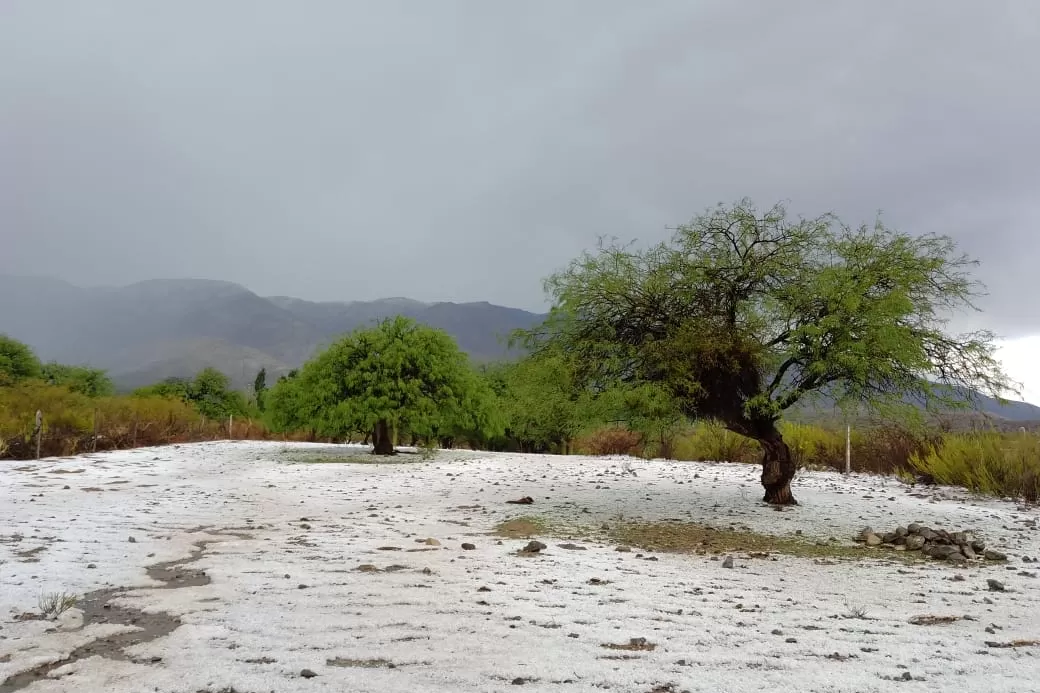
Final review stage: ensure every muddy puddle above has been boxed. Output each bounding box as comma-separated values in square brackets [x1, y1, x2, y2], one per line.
[0, 533, 249, 692]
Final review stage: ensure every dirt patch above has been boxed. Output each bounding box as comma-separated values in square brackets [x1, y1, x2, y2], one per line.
[285, 454, 423, 465]
[14, 546, 47, 562]
[327, 657, 394, 668]
[0, 532, 248, 692]
[908, 615, 961, 626]
[493, 517, 546, 539]
[609, 521, 928, 562]
[602, 638, 657, 652]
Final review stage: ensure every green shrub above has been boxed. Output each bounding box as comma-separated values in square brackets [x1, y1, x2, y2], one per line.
[909, 431, 1040, 502]
[780, 422, 850, 470]
[575, 426, 644, 456]
[673, 421, 759, 463]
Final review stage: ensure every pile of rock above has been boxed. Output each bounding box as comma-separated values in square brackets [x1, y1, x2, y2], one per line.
[855, 523, 1007, 563]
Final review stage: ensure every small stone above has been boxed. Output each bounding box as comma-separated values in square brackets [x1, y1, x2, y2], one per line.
[786, 637, 798, 643]
[895, 527, 909, 537]
[962, 545, 977, 560]
[461, 543, 476, 550]
[972, 540, 987, 553]
[62, 485, 70, 490]
[859, 526, 875, 540]
[907, 523, 922, 534]
[423, 538, 441, 546]
[905, 535, 926, 551]
[128, 536, 136, 543]
[901, 672, 913, 681]
[985, 550, 1008, 562]
[987, 579, 1006, 592]
[521, 541, 547, 554]
[300, 668, 318, 678]
[87, 563, 96, 569]
[864, 533, 883, 547]
[615, 546, 632, 552]
[300, 523, 311, 530]
[722, 555, 735, 569]
[771, 629, 783, 635]
[557, 543, 587, 551]
[298, 584, 308, 589]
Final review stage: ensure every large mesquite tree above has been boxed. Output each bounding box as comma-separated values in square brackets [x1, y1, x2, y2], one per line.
[524, 200, 1009, 504]
[266, 316, 500, 454]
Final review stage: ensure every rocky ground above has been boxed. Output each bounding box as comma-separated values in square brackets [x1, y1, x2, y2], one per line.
[1, 441, 1038, 692]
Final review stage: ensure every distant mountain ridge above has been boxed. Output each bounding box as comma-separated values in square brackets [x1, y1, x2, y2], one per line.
[0, 275, 544, 390]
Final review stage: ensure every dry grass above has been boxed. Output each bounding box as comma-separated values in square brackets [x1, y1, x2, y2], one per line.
[606, 521, 929, 563]
[492, 514, 930, 564]
[493, 517, 546, 539]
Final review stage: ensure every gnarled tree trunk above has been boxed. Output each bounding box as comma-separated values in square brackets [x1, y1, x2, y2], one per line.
[758, 425, 797, 505]
[372, 418, 395, 455]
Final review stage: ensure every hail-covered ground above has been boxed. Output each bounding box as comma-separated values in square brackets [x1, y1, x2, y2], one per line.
[1, 442, 1038, 693]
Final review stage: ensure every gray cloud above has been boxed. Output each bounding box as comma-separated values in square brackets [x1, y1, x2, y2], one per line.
[2, 1, 1038, 337]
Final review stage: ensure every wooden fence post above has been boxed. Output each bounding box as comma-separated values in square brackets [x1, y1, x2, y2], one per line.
[92, 408, 99, 452]
[844, 424, 851, 474]
[34, 410, 43, 460]
[229, 415, 234, 440]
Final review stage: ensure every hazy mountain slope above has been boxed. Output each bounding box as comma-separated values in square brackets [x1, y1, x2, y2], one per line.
[788, 385, 1040, 423]
[0, 275, 544, 389]
[264, 296, 541, 360]
[105, 338, 294, 392]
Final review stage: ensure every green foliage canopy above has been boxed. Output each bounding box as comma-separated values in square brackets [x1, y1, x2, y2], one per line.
[527, 199, 1010, 434]
[266, 316, 501, 447]
[41, 363, 114, 398]
[0, 335, 42, 386]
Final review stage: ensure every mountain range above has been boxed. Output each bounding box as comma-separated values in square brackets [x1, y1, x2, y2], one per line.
[1, 274, 1038, 422]
[0, 275, 543, 391]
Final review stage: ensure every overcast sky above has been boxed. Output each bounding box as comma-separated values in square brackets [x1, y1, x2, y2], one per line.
[2, 2, 1038, 337]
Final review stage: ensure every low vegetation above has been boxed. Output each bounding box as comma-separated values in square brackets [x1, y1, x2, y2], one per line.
[2, 326, 1039, 502]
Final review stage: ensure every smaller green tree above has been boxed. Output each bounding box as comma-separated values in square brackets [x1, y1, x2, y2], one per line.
[266, 316, 496, 455]
[189, 367, 248, 420]
[134, 377, 191, 400]
[253, 368, 268, 412]
[41, 363, 114, 398]
[492, 352, 598, 454]
[425, 367, 505, 448]
[135, 369, 247, 419]
[0, 335, 42, 386]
